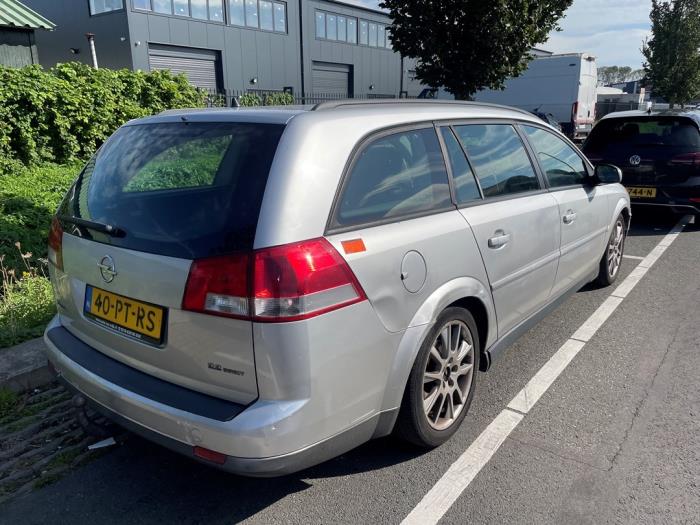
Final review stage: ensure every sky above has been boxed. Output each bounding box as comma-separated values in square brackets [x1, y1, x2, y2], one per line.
[350, 0, 652, 68]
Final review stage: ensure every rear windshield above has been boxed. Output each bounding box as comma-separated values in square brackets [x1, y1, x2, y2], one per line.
[585, 117, 700, 152]
[58, 122, 285, 259]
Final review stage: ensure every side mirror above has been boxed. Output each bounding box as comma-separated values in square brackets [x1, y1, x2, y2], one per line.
[594, 164, 623, 184]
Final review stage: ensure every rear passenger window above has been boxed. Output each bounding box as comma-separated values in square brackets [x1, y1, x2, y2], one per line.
[334, 128, 452, 228]
[522, 125, 587, 187]
[453, 124, 540, 198]
[439, 127, 481, 204]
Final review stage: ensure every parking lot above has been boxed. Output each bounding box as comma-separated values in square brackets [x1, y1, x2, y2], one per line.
[1, 210, 698, 525]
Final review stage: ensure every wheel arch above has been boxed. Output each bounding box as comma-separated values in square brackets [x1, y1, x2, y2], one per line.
[373, 277, 496, 437]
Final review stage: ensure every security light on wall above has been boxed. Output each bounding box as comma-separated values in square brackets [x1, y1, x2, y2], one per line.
[69, 48, 80, 54]
[369, 84, 375, 91]
[250, 77, 258, 85]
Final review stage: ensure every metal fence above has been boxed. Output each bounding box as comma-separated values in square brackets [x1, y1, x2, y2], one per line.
[202, 88, 407, 107]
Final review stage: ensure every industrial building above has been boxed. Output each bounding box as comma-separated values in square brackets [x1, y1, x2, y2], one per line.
[24, 0, 423, 97]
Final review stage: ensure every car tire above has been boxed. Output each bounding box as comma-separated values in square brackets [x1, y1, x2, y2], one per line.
[597, 213, 626, 286]
[395, 307, 480, 448]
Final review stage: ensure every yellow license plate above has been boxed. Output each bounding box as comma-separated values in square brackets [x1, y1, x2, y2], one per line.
[84, 285, 165, 344]
[627, 187, 657, 198]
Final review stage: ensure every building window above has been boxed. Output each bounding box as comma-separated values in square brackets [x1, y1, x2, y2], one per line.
[385, 27, 392, 49]
[245, 0, 258, 27]
[229, 0, 286, 32]
[368, 22, 377, 47]
[359, 20, 368, 45]
[230, 0, 245, 24]
[347, 17, 357, 43]
[314, 10, 390, 49]
[337, 15, 346, 41]
[152, 0, 172, 13]
[326, 14, 337, 40]
[273, 2, 286, 32]
[173, 0, 188, 16]
[190, 0, 207, 18]
[208, 0, 223, 21]
[90, 0, 124, 14]
[135, 0, 222, 21]
[259, 0, 273, 30]
[315, 11, 325, 38]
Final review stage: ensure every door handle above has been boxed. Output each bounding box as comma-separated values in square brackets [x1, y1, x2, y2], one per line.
[563, 210, 577, 224]
[488, 230, 511, 249]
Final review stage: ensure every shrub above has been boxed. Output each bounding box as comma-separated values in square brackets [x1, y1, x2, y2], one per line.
[0, 160, 79, 276]
[0, 62, 207, 165]
[0, 248, 55, 348]
[262, 92, 295, 106]
[238, 93, 262, 107]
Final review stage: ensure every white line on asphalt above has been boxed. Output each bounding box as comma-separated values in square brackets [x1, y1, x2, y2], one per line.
[622, 254, 645, 261]
[401, 215, 692, 525]
[401, 410, 523, 525]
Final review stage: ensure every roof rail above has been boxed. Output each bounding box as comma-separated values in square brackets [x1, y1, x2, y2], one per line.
[310, 98, 535, 117]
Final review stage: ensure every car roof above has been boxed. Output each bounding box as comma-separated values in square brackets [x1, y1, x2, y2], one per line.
[599, 108, 700, 126]
[127, 100, 542, 127]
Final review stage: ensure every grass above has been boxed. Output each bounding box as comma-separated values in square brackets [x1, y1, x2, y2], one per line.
[0, 158, 77, 349]
[0, 387, 18, 419]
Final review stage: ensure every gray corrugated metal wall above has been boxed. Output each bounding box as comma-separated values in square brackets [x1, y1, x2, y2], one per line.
[311, 61, 350, 95]
[0, 28, 37, 67]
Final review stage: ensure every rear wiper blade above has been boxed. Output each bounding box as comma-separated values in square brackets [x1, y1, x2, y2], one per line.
[58, 215, 126, 237]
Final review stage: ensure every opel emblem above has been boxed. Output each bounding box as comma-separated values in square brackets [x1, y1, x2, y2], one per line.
[629, 155, 641, 166]
[98, 255, 117, 283]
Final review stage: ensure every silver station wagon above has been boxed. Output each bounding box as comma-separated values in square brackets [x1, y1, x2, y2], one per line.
[44, 100, 630, 476]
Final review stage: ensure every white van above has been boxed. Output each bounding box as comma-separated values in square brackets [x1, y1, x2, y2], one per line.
[420, 54, 598, 141]
[475, 53, 598, 141]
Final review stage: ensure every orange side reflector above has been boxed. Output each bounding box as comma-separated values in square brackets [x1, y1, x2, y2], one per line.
[341, 239, 366, 254]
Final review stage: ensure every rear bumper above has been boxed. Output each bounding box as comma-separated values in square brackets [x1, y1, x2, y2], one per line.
[43, 316, 384, 477]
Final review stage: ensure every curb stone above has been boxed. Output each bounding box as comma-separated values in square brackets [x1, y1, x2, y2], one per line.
[0, 337, 55, 393]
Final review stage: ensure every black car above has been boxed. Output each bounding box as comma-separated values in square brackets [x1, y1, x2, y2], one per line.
[582, 109, 700, 215]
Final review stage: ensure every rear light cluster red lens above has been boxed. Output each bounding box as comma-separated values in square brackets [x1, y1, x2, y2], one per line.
[182, 238, 366, 322]
[48, 216, 64, 271]
[671, 152, 700, 166]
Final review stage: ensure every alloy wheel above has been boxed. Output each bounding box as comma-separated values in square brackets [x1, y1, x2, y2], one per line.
[607, 219, 624, 279]
[422, 320, 475, 431]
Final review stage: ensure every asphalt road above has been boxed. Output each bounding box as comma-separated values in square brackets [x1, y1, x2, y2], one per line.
[2, 209, 698, 525]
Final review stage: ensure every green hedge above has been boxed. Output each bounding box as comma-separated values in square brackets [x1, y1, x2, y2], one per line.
[0, 159, 79, 275]
[0, 62, 207, 165]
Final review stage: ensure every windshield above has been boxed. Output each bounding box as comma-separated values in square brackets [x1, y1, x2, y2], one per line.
[58, 121, 285, 259]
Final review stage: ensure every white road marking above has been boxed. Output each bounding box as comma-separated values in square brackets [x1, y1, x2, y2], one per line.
[401, 215, 692, 525]
[401, 410, 523, 525]
[508, 339, 585, 413]
[622, 254, 644, 261]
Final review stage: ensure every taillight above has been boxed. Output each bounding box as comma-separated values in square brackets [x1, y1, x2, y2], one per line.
[572, 102, 579, 125]
[48, 217, 63, 271]
[182, 253, 250, 319]
[670, 152, 700, 166]
[182, 238, 366, 322]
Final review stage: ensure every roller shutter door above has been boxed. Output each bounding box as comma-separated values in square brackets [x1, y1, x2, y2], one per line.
[311, 62, 350, 95]
[148, 44, 220, 91]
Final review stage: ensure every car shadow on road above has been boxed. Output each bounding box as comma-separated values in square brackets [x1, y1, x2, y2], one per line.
[2, 432, 426, 523]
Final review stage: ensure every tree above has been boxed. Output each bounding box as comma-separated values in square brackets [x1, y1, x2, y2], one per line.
[598, 66, 645, 86]
[380, 0, 573, 99]
[643, 0, 700, 107]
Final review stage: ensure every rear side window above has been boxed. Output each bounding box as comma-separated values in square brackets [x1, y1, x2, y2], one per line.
[332, 128, 452, 228]
[585, 117, 700, 152]
[58, 122, 285, 259]
[439, 127, 481, 204]
[522, 125, 587, 188]
[453, 124, 540, 198]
